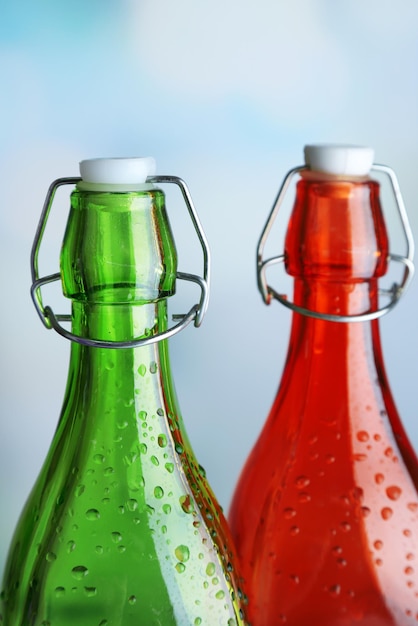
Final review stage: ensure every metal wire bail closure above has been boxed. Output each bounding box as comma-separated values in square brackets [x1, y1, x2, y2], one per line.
[30, 175, 210, 348]
[257, 164, 415, 323]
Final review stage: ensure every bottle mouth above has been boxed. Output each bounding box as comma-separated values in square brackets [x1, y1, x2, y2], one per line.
[78, 157, 157, 191]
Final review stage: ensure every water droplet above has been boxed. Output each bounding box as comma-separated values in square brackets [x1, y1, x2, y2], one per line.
[298, 492, 311, 503]
[384, 447, 394, 458]
[405, 566, 415, 576]
[165, 462, 174, 473]
[295, 475, 310, 489]
[71, 565, 88, 580]
[381, 507, 393, 520]
[175, 442, 184, 454]
[67, 540, 76, 553]
[126, 499, 138, 512]
[154, 486, 164, 499]
[386, 486, 402, 501]
[374, 540, 383, 550]
[337, 558, 347, 568]
[179, 495, 195, 514]
[198, 464, 207, 478]
[290, 525, 300, 536]
[157, 408, 164, 417]
[117, 419, 129, 430]
[328, 584, 341, 597]
[215, 590, 225, 600]
[151, 455, 159, 466]
[111, 532, 122, 543]
[139, 443, 147, 455]
[375, 473, 385, 485]
[75, 484, 85, 497]
[357, 431, 369, 442]
[149, 361, 158, 374]
[375, 558, 383, 566]
[128, 595, 137, 605]
[86, 509, 100, 520]
[84, 586, 97, 597]
[353, 453, 367, 462]
[118, 545, 126, 554]
[95, 545, 103, 554]
[163, 503, 171, 515]
[404, 529, 412, 537]
[352, 486, 364, 501]
[93, 454, 105, 465]
[206, 562, 216, 576]
[284, 508, 296, 519]
[407, 553, 415, 561]
[361, 506, 371, 517]
[104, 467, 114, 476]
[195, 618, 202, 625]
[45, 552, 56, 562]
[138, 364, 146, 376]
[158, 434, 167, 448]
[407, 502, 418, 512]
[175, 562, 186, 574]
[332, 546, 342, 555]
[290, 574, 300, 585]
[340, 521, 351, 532]
[55, 586, 65, 598]
[175, 545, 190, 563]
[325, 454, 336, 464]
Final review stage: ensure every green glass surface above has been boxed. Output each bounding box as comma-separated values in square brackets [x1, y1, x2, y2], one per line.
[1, 186, 247, 625]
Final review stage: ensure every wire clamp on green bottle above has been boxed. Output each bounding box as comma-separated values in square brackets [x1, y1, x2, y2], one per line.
[30, 173, 210, 348]
[257, 148, 415, 323]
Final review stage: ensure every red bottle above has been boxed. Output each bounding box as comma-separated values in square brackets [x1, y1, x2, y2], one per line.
[229, 145, 417, 625]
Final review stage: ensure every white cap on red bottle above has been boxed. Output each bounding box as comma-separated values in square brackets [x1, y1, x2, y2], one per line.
[79, 157, 156, 185]
[304, 144, 374, 177]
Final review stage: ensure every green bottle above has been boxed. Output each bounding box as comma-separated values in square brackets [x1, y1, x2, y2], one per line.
[0, 158, 247, 626]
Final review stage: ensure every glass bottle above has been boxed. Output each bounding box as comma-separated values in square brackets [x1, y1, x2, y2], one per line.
[0, 157, 247, 625]
[229, 145, 417, 625]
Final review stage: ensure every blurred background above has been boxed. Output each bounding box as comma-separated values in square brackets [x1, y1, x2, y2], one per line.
[1, 0, 418, 573]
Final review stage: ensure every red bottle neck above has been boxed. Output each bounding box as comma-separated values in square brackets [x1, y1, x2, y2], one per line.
[285, 175, 388, 284]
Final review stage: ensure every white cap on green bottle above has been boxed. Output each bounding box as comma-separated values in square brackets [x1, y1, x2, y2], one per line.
[304, 144, 374, 177]
[79, 157, 157, 189]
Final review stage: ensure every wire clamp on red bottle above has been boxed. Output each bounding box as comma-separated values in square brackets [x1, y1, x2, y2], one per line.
[257, 159, 415, 323]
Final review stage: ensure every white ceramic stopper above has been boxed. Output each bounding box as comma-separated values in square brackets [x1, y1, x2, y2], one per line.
[304, 144, 374, 176]
[79, 157, 156, 184]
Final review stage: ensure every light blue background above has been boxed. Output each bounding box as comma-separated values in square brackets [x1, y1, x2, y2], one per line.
[1, 0, 418, 573]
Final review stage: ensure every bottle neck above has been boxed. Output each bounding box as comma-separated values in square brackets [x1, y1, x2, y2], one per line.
[283, 277, 378, 377]
[71, 299, 169, 344]
[64, 300, 174, 421]
[281, 174, 388, 373]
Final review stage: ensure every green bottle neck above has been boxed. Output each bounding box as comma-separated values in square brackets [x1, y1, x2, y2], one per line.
[63, 300, 175, 425]
[70, 299, 169, 344]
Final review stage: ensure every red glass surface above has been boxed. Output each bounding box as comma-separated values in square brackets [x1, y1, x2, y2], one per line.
[229, 174, 418, 625]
